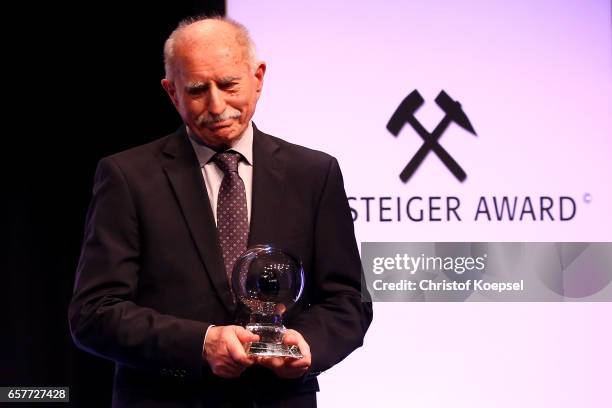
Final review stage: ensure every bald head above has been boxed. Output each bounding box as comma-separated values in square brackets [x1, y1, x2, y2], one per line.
[160, 16, 266, 149]
[163, 16, 257, 81]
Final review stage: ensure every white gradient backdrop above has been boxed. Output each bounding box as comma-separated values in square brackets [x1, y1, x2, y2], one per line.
[229, 1, 612, 407]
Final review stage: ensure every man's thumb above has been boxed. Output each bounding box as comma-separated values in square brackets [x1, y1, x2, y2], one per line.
[234, 326, 260, 343]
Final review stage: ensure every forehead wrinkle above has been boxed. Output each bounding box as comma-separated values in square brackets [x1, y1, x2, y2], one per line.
[173, 43, 246, 79]
[173, 21, 251, 67]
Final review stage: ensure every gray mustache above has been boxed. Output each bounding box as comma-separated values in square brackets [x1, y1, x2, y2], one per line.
[197, 110, 242, 126]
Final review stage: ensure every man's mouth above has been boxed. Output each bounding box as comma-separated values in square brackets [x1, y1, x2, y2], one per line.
[206, 119, 233, 129]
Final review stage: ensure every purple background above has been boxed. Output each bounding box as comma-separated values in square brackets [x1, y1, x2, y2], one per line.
[229, 1, 612, 406]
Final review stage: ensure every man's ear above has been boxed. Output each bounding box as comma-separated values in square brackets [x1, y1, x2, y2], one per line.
[254, 62, 266, 95]
[161, 78, 179, 108]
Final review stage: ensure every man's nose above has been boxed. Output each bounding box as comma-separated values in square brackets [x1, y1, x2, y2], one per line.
[207, 86, 226, 116]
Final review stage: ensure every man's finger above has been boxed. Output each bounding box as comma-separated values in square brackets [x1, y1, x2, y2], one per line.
[283, 331, 300, 346]
[226, 340, 254, 366]
[234, 326, 260, 343]
[224, 330, 259, 367]
[221, 350, 248, 371]
[284, 330, 312, 368]
[283, 329, 310, 356]
[258, 356, 285, 369]
[287, 357, 310, 369]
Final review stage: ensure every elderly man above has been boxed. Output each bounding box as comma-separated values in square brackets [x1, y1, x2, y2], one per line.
[69, 16, 371, 408]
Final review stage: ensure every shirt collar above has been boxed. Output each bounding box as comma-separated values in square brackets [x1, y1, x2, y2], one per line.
[187, 122, 254, 167]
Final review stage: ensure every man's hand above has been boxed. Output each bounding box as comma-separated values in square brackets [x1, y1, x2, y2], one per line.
[204, 325, 259, 378]
[257, 329, 312, 379]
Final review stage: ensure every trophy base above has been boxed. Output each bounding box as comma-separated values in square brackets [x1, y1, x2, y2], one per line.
[246, 342, 303, 359]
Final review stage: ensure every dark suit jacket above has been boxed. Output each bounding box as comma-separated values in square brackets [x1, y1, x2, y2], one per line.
[69, 125, 372, 407]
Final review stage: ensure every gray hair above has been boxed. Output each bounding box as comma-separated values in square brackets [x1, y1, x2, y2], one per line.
[163, 15, 257, 80]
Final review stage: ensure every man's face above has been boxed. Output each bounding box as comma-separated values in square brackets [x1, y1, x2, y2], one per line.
[162, 31, 265, 148]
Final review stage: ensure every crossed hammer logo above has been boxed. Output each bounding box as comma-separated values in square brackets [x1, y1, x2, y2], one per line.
[386, 90, 477, 183]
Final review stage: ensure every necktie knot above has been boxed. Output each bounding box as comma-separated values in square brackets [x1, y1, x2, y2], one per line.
[213, 151, 241, 174]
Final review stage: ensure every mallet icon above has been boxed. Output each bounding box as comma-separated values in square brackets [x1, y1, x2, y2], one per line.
[387, 90, 477, 182]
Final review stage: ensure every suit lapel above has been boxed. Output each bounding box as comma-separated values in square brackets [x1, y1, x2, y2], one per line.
[249, 125, 286, 247]
[161, 128, 235, 314]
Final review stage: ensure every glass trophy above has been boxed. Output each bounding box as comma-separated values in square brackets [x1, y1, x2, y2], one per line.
[232, 245, 304, 358]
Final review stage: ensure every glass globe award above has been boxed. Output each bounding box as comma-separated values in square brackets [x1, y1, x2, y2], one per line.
[232, 245, 304, 358]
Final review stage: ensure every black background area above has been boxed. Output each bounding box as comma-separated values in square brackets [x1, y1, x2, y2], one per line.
[3, 1, 226, 406]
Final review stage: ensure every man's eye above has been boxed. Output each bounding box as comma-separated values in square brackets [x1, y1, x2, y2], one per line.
[188, 89, 204, 96]
[186, 85, 208, 95]
[220, 82, 238, 90]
